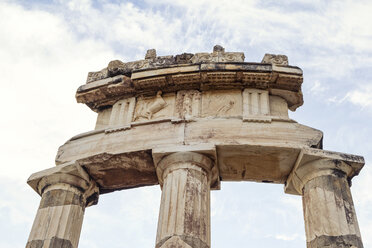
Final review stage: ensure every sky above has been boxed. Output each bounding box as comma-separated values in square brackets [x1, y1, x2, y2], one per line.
[0, 0, 371, 247]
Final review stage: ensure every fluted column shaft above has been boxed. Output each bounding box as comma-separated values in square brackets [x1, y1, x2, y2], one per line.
[26, 174, 98, 248]
[155, 152, 212, 248]
[299, 159, 363, 248]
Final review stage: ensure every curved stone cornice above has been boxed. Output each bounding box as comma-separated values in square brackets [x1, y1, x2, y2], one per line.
[76, 46, 303, 111]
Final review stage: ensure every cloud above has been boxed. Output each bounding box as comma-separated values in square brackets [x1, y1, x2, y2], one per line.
[310, 80, 328, 95]
[13, 0, 372, 81]
[345, 86, 372, 109]
[351, 159, 372, 245]
[35, 0, 372, 84]
[0, 1, 117, 179]
[0, 1, 371, 248]
[327, 85, 372, 111]
[0, 177, 39, 247]
[80, 186, 160, 247]
[274, 234, 300, 241]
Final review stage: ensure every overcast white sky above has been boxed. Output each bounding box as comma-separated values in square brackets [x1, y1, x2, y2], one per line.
[0, 0, 371, 247]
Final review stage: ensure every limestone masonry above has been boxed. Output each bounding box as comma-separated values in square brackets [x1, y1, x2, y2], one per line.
[26, 45, 365, 248]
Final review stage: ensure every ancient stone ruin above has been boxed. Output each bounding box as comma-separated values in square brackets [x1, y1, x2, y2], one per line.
[26, 45, 364, 247]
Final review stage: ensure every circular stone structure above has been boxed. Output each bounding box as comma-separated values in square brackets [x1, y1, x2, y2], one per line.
[26, 45, 365, 248]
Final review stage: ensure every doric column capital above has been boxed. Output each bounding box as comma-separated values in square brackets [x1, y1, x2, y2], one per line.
[292, 158, 351, 195]
[285, 148, 364, 195]
[157, 151, 213, 180]
[39, 173, 98, 207]
[27, 162, 99, 248]
[152, 145, 220, 190]
[28, 161, 99, 207]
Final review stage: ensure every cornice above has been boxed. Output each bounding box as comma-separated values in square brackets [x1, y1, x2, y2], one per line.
[76, 46, 303, 112]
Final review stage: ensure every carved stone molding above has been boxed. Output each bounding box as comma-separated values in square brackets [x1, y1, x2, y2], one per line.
[145, 49, 157, 59]
[262, 53, 289, 65]
[191, 52, 245, 63]
[86, 68, 108, 83]
[78, 46, 305, 113]
[85, 45, 246, 84]
[76, 61, 303, 112]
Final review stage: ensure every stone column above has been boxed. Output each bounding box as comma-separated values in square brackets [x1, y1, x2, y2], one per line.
[26, 173, 98, 248]
[155, 152, 213, 248]
[297, 159, 363, 248]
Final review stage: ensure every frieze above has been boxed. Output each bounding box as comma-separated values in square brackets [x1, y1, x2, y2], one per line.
[133, 91, 175, 122]
[201, 90, 242, 118]
[175, 90, 201, 119]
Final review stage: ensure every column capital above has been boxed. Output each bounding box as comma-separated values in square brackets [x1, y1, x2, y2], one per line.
[28, 161, 99, 207]
[152, 145, 220, 190]
[158, 151, 213, 177]
[285, 148, 364, 195]
[291, 158, 351, 195]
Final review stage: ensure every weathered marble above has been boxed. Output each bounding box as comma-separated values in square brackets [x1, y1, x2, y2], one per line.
[27, 166, 98, 248]
[154, 152, 213, 248]
[133, 91, 175, 122]
[201, 90, 242, 118]
[175, 90, 201, 119]
[304, 175, 363, 247]
[261, 53, 289, 65]
[26, 45, 365, 248]
[298, 159, 363, 247]
[77, 46, 303, 112]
